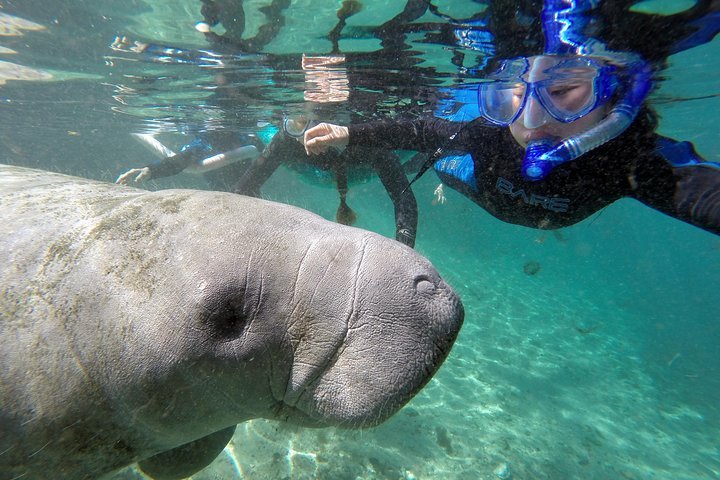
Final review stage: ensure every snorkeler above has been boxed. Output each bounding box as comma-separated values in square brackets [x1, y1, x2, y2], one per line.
[116, 53, 419, 247]
[231, 112, 418, 247]
[231, 54, 417, 247]
[115, 129, 266, 192]
[302, 0, 720, 237]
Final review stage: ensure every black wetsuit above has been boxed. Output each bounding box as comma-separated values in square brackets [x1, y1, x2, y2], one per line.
[347, 116, 720, 235]
[232, 130, 419, 247]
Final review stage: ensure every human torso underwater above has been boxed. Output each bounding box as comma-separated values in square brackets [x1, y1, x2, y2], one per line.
[436, 123, 662, 230]
[275, 134, 376, 186]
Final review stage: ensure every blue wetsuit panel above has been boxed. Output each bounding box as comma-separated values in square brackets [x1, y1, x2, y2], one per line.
[434, 153, 478, 192]
[670, 12, 720, 54]
[656, 137, 720, 169]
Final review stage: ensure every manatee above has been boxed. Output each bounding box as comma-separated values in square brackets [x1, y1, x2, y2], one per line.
[0, 164, 463, 480]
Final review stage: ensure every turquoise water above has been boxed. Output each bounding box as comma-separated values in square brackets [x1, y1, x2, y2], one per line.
[1, 1, 718, 479]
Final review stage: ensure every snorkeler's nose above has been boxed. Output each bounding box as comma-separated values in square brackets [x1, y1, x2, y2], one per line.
[523, 95, 551, 129]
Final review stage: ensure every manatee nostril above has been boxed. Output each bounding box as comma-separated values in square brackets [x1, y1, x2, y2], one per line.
[414, 275, 436, 294]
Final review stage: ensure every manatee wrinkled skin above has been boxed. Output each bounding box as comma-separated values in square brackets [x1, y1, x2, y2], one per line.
[0, 165, 464, 480]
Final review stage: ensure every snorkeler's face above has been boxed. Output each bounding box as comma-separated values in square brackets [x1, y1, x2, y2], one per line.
[509, 98, 607, 147]
[483, 55, 612, 147]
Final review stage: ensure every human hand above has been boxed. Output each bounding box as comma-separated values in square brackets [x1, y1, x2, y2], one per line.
[116, 167, 151, 185]
[304, 123, 349, 155]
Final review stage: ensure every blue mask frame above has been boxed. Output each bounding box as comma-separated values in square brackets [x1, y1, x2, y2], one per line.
[477, 57, 619, 126]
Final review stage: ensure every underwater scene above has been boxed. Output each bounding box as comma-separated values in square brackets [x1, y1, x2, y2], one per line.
[1, 0, 719, 479]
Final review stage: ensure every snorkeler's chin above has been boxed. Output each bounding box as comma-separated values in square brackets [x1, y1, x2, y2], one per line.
[521, 132, 561, 147]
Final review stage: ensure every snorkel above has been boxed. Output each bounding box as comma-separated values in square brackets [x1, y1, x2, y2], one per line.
[520, 0, 653, 181]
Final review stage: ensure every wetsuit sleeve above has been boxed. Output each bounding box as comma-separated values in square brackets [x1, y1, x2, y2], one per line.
[145, 134, 227, 180]
[231, 132, 296, 197]
[146, 149, 199, 179]
[632, 138, 720, 235]
[347, 117, 471, 152]
[364, 149, 418, 247]
[670, 165, 720, 234]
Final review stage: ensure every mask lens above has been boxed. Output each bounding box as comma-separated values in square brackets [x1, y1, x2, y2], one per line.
[535, 77, 596, 121]
[535, 59, 604, 122]
[478, 57, 615, 125]
[284, 117, 310, 137]
[478, 82, 525, 125]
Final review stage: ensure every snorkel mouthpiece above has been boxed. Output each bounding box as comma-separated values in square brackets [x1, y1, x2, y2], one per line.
[522, 140, 560, 180]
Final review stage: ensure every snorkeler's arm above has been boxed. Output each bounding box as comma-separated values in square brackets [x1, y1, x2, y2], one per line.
[670, 164, 720, 235]
[304, 117, 472, 156]
[116, 140, 200, 185]
[632, 138, 720, 236]
[366, 149, 418, 247]
[231, 131, 293, 196]
[346, 117, 472, 152]
[115, 152, 193, 185]
[144, 148, 200, 179]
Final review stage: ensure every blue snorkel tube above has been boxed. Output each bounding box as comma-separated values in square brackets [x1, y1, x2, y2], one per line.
[521, 0, 654, 181]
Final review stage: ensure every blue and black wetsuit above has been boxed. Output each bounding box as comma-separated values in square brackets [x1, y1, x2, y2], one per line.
[346, 110, 720, 235]
[144, 131, 266, 192]
[143, 128, 418, 247]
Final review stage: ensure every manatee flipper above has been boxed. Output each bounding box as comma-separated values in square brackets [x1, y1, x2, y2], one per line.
[138, 425, 237, 480]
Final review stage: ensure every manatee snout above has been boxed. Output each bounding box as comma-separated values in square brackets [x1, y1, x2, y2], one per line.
[294, 237, 464, 428]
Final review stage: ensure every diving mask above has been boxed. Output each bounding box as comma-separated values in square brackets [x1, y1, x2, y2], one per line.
[478, 56, 619, 126]
[478, 55, 651, 181]
[283, 117, 312, 138]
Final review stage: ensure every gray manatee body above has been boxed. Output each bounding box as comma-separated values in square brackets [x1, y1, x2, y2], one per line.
[0, 165, 464, 480]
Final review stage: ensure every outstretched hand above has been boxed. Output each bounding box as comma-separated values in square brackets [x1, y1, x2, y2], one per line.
[116, 167, 151, 185]
[304, 123, 349, 155]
